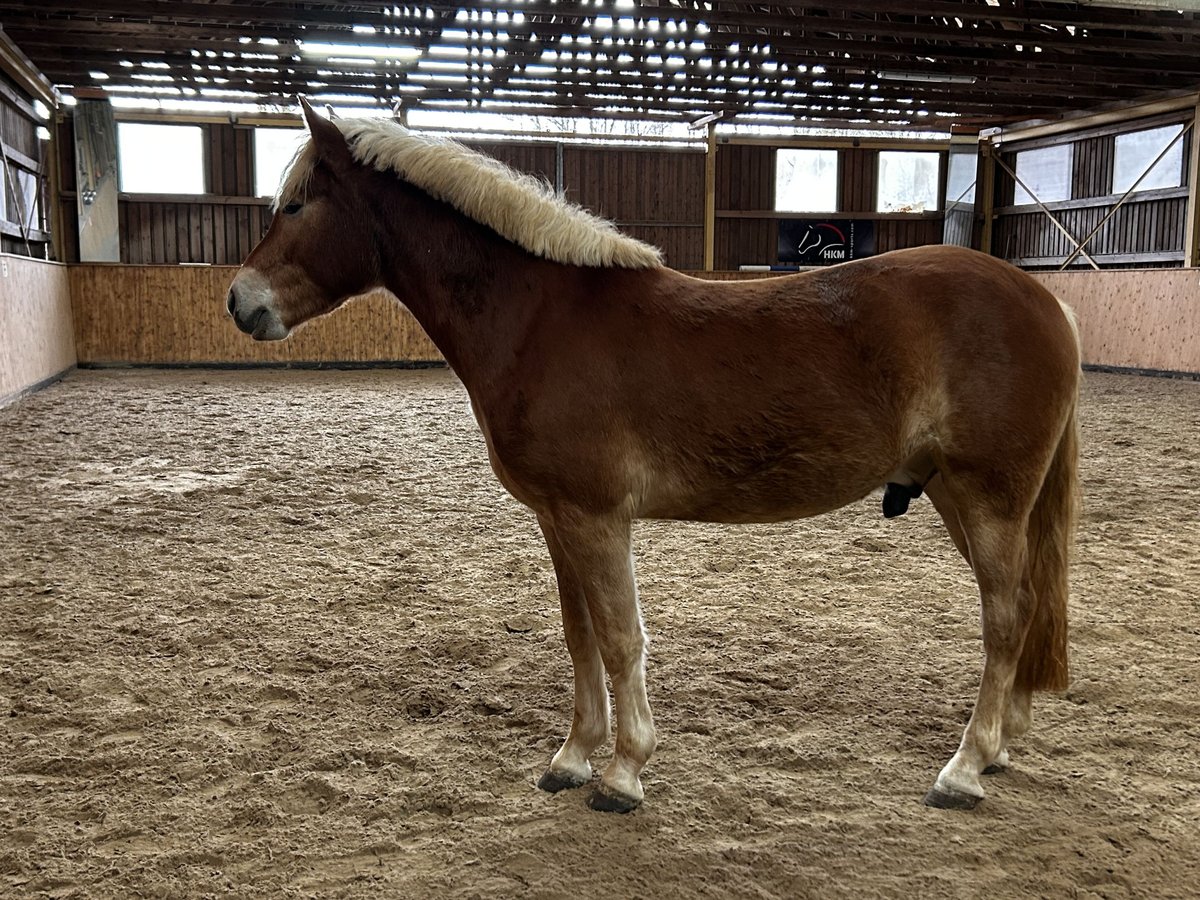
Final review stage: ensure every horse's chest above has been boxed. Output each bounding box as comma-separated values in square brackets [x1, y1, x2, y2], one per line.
[470, 403, 552, 510]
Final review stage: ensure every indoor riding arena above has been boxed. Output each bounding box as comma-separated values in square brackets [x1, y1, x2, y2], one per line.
[2, 4, 1199, 899]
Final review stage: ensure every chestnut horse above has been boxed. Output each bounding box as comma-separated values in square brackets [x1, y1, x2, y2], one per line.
[228, 100, 1080, 813]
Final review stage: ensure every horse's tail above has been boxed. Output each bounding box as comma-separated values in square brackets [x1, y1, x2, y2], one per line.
[1016, 299, 1080, 693]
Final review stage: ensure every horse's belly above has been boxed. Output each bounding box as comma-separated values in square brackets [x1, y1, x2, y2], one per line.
[637, 462, 882, 524]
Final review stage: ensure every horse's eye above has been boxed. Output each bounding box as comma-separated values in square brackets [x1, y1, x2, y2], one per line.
[281, 202, 303, 215]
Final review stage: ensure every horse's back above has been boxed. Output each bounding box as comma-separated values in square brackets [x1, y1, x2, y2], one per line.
[711, 245, 1080, 424]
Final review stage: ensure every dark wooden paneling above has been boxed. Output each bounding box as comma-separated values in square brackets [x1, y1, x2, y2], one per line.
[1, 74, 49, 258]
[716, 144, 773, 212]
[563, 145, 703, 268]
[840, 148, 878, 212]
[715, 218, 774, 268]
[1072, 135, 1114, 200]
[64, 118, 969, 270]
[714, 145, 774, 268]
[994, 194, 1187, 267]
[943, 203, 975, 247]
[207, 123, 226, 196]
[875, 217, 944, 253]
[115, 198, 271, 265]
[468, 141, 557, 186]
[995, 115, 1192, 268]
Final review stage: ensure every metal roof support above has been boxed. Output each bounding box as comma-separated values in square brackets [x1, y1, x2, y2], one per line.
[991, 153, 1100, 270]
[1060, 119, 1194, 270]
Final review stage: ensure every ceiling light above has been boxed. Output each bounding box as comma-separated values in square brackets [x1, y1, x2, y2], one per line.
[299, 41, 421, 62]
[876, 70, 977, 84]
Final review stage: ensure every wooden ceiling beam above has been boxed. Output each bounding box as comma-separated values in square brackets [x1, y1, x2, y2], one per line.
[639, 0, 1200, 36]
[12, 22, 1197, 82]
[30, 46, 1132, 111]
[5, 0, 1200, 129]
[11, 27, 1191, 92]
[6, 5, 1200, 66]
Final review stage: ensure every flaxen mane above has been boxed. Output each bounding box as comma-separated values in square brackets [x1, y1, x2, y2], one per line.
[277, 117, 664, 270]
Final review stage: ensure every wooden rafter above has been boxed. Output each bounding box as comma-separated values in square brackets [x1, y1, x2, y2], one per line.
[1, 1, 1199, 129]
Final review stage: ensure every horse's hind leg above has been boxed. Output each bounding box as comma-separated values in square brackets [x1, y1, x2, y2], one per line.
[925, 475, 1028, 778]
[989, 688, 1033, 773]
[925, 474, 971, 567]
[536, 516, 610, 793]
[926, 502, 1036, 809]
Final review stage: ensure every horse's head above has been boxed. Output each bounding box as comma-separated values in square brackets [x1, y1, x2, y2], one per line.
[227, 99, 379, 340]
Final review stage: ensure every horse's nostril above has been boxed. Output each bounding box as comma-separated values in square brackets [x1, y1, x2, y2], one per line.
[226, 288, 237, 317]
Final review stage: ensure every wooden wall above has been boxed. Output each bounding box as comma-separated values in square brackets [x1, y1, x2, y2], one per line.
[994, 112, 1193, 268]
[994, 193, 1188, 267]
[56, 119, 707, 269]
[117, 196, 271, 266]
[564, 145, 704, 269]
[713, 142, 947, 269]
[56, 263, 1200, 375]
[55, 114, 966, 272]
[67, 265, 772, 367]
[1033, 269, 1200, 374]
[0, 72, 50, 258]
[69, 265, 438, 366]
[56, 118, 273, 266]
[0, 254, 75, 406]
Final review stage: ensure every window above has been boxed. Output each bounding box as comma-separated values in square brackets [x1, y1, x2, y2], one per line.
[1113, 124, 1184, 195]
[1013, 144, 1071, 206]
[117, 123, 205, 194]
[255, 127, 308, 198]
[775, 149, 838, 213]
[877, 151, 940, 213]
[5, 168, 39, 232]
[945, 150, 977, 205]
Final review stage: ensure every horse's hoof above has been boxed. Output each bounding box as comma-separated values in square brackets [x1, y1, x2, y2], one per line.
[537, 768, 588, 794]
[587, 786, 641, 814]
[923, 786, 983, 810]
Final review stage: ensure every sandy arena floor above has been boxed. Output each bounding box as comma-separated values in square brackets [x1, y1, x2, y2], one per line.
[1, 367, 1198, 899]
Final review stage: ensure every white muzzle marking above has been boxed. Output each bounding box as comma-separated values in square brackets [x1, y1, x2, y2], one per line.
[228, 267, 290, 341]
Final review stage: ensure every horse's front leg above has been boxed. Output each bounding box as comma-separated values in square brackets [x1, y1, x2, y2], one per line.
[549, 511, 656, 813]
[537, 515, 610, 793]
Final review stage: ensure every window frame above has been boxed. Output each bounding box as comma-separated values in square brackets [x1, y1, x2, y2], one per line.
[1111, 123, 1186, 196]
[116, 122, 207, 195]
[944, 150, 977, 207]
[875, 149, 942, 214]
[254, 126, 309, 199]
[774, 148, 840, 214]
[1011, 143, 1073, 207]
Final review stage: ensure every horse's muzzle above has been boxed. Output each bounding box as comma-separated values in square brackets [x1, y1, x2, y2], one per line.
[227, 286, 264, 336]
[227, 272, 289, 341]
[232, 304, 268, 337]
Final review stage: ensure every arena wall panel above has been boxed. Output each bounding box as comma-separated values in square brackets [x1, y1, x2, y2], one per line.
[68, 265, 440, 366]
[1034, 269, 1200, 374]
[62, 263, 1199, 376]
[0, 254, 75, 406]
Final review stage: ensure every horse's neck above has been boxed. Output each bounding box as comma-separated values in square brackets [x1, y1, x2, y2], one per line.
[374, 200, 552, 388]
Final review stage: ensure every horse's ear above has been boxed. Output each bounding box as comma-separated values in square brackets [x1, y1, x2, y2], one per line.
[299, 96, 353, 171]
